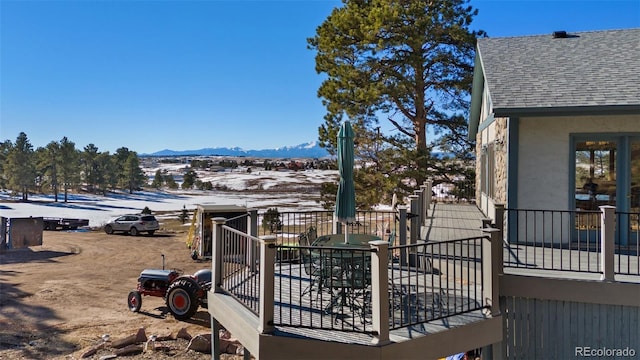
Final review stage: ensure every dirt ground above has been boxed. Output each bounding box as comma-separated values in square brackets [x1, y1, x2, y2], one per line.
[0, 228, 242, 360]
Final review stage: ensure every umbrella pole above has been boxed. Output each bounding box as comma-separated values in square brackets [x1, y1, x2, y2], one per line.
[344, 222, 348, 244]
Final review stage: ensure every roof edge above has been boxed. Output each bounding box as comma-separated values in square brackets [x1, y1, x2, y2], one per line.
[493, 105, 640, 118]
[468, 51, 484, 140]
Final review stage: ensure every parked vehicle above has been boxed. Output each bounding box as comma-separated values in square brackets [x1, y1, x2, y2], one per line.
[43, 217, 89, 230]
[104, 214, 159, 236]
[127, 255, 211, 320]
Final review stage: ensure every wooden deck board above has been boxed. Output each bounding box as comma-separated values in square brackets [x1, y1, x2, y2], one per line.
[423, 203, 486, 241]
[240, 261, 488, 345]
[424, 204, 639, 281]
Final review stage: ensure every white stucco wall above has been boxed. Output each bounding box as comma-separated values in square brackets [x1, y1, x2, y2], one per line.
[517, 114, 639, 210]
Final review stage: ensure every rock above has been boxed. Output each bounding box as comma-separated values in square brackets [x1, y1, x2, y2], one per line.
[176, 327, 192, 340]
[114, 344, 144, 356]
[187, 334, 211, 354]
[195, 333, 212, 341]
[80, 342, 105, 358]
[155, 331, 173, 341]
[235, 345, 245, 356]
[112, 327, 147, 348]
[152, 344, 172, 353]
[225, 341, 239, 354]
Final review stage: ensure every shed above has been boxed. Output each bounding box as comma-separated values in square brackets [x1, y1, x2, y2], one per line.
[193, 204, 247, 259]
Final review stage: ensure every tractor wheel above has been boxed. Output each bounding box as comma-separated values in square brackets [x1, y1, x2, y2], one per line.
[127, 291, 142, 312]
[130, 227, 139, 236]
[165, 278, 200, 320]
[104, 225, 113, 234]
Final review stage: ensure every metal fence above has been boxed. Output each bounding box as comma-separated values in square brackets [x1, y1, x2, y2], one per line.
[432, 179, 476, 204]
[388, 236, 487, 330]
[616, 211, 640, 276]
[503, 208, 640, 276]
[218, 225, 262, 315]
[504, 208, 602, 273]
[273, 244, 376, 334]
[257, 210, 399, 245]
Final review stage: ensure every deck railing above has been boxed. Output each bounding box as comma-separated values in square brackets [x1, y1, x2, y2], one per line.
[388, 236, 488, 330]
[257, 210, 399, 245]
[503, 208, 602, 273]
[501, 206, 640, 277]
[616, 211, 640, 276]
[211, 212, 501, 342]
[215, 222, 263, 315]
[273, 244, 376, 333]
[432, 178, 475, 204]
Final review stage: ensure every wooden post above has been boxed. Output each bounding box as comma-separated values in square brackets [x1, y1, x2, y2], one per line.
[494, 204, 505, 244]
[211, 316, 221, 360]
[409, 195, 419, 245]
[482, 228, 502, 316]
[259, 235, 276, 334]
[369, 240, 390, 345]
[600, 205, 615, 282]
[414, 189, 424, 228]
[398, 206, 408, 267]
[211, 217, 227, 293]
[0, 217, 6, 253]
[425, 179, 433, 216]
[248, 209, 258, 273]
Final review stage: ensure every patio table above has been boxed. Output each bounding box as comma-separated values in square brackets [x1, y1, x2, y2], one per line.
[311, 233, 381, 248]
[311, 234, 380, 318]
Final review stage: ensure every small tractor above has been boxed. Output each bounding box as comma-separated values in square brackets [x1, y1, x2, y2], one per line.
[127, 255, 211, 320]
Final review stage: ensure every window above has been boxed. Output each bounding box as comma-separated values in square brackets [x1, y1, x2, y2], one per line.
[575, 140, 616, 210]
[480, 143, 495, 198]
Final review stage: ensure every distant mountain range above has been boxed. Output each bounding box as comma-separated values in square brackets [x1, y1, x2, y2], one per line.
[143, 141, 331, 159]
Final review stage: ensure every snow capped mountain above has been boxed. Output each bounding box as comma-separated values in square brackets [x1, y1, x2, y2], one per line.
[144, 141, 329, 158]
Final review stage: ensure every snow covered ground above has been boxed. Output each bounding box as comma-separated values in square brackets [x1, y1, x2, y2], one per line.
[0, 168, 339, 228]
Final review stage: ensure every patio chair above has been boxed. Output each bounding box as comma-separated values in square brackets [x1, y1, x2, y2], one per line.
[387, 230, 398, 262]
[323, 253, 372, 323]
[298, 232, 323, 296]
[306, 226, 317, 244]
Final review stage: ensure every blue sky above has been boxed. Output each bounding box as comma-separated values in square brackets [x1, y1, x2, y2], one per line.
[1, 0, 638, 154]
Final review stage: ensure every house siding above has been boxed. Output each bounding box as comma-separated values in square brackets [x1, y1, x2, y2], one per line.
[503, 296, 639, 359]
[517, 114, 639, 210]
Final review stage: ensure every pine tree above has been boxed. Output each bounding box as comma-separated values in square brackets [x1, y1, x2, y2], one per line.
[309, 0, 482, 207]
[59, 137, 80, 203]
[151, 169, 164, 188]
[5, 132, 36, 201]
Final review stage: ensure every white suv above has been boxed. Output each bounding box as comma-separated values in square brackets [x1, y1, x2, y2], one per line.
[104, 214, 159, 236]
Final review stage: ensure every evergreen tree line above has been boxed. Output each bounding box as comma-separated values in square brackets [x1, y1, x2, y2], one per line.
[0, 132, 146, 202]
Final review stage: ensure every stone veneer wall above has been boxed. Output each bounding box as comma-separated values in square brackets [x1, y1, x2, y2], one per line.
[475, 117, 508, 206]
[494, 117, 508, 204]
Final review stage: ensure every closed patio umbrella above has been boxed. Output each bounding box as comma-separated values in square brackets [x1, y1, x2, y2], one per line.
[335, 121, 356, 244]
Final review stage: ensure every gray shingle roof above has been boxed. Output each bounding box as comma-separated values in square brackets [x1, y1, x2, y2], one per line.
[477, 29, 640, 111]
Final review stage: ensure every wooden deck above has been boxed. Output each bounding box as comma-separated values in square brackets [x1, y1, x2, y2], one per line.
[424, 203, 639, 282]
[422, 203, 486, 241]
[255, 261, 487, 345]
[503, 243, 640, 283]
[210, 203, 639, 359]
